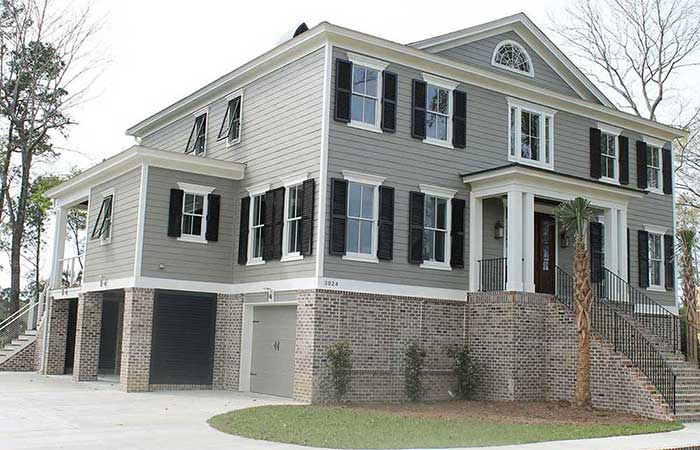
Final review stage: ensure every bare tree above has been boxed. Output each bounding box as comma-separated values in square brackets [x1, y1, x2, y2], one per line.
[552, 0, 700, 121]
[0, 0, 102, 313]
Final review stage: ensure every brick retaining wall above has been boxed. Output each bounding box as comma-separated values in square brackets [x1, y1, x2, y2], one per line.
[0, 340, 36, 371]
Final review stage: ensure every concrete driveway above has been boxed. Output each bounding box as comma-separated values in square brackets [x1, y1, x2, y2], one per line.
[2, 371, 700, 450]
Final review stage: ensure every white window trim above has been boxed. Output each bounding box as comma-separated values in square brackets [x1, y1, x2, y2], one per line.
[419, 184, 456, 271]
[491, 40, 535, 78]
[597, 124, 621, 185]
[645, 229, 665, 291]
[507, 97, 556, 170]
[643, 141, 664, 195]
[346, 53, 388, 134]
[225, 90, 243, 147]
[176, 182, 214, 244]
[421, 73, 459, 149]
[342, 170, 384, 264]
[246, 183, 271, 265]
[98, 189, 115, 246]
[281, 173, 309, 262]
[188, 108, 209, 156]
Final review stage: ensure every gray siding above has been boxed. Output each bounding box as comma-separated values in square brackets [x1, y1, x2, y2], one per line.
[438, 31, 580, 99]
[138, 48, 326, 284]
[324, 47, 676, 306]
[140, 167, 236, 283]
[84, 168, 141, 282]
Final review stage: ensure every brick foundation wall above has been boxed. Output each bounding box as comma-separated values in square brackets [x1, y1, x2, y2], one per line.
[295, 289, 672, 420]
[73, 292, 103, 382]
[213, 293, 243, 390]
[42, 297, 70, 375]
[120, 288, 154, 392]
[0, 340, 36, 371]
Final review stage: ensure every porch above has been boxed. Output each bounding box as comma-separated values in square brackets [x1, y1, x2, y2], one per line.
[463, 164, 643, 294]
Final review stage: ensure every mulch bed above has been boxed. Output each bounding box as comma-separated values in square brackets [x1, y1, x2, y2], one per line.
[351, 400, 657, 425]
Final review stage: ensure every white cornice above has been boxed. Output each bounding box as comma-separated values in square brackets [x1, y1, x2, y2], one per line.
[126, 21, 687, 143]
[346, 52, 389, 71]
[46, 145, 245, 201]
[342, 170, 385, 186]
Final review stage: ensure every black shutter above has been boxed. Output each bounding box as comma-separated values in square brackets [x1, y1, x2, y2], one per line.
[409, 191, 425, 264]
[377, 186, 394, 260]
[619, 135, 629, 185]
[590, 128, 601, 179]
[300, 179, 315, 256]
[663, 148, 673, 194]
[205, 194, 220, 242]
[334, 59, 352, 123]
[637, 141, 648, 189]
[238, 197, 250, 265]
[638, 230, 649, 288]
[263, 190, 275, 260]
[452, 90, 467, 149]
[329, 178, 347, 255]
[273, 188, 285, 259]
[664, 234, 675, 289]
[590, 222, 603, 282]
[381, 72, 397, 132]
[450, 198, 466, 268]
[411, 80, 427, 139]
[167, 189, 184, 237]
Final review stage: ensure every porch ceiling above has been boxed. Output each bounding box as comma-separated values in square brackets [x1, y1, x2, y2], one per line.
[461, 163, 644, 208]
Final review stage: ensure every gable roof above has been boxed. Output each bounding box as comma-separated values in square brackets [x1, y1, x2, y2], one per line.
[409, 13, 615, 108]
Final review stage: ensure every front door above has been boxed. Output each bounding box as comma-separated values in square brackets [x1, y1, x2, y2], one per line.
[534, 213, 556, 294]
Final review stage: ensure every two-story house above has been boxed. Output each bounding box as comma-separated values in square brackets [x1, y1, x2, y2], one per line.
[14, 13, 696, 420]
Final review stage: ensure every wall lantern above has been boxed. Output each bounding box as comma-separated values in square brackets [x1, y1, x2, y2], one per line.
[494, 221, 504, 239]
[560, 231, 570, 248]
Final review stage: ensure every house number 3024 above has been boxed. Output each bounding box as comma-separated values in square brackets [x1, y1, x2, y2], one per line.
[323, 279, 339, 288]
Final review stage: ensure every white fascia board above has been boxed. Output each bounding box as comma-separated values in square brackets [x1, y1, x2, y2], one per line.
[324, 25, 686, 141]
[46, 145, 245, 201]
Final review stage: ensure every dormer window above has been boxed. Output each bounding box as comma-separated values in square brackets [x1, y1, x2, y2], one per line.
[492, 40, 534, 77]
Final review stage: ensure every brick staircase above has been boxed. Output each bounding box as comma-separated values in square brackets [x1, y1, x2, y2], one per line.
[0, 330, 37, 368]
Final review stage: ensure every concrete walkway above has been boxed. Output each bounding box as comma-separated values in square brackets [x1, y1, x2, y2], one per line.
[1, 372, 699, 450]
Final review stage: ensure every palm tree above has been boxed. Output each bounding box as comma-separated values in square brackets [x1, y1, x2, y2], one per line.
[556, 197, 594, 408]
[678, 229, 698, 363]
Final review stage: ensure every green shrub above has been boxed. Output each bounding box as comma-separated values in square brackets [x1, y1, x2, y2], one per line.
[448, 344, 479, 399]
[325, 339, 352, 402]
[404, 341, 427, 402]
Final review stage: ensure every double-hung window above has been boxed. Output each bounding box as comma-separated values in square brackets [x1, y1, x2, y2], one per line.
[91, 192, 114, 243]
[185, 110, 208, 155]
[648, 232, 663, 288]
[646, 145, 662, 191]
[508, 98, 555, 170]
[419, 184, 455, 271]
[342, 171, 383, 263]
[421, 74, 459, 148]
[281, 174, 308, 261]
[249, 194, 265, 263]
[347, 53, 388, 133]
[177, 182, 214, 244]
[218, 92, 242, 145]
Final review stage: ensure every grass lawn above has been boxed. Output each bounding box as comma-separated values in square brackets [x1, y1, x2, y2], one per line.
[208, 403, 683, 449]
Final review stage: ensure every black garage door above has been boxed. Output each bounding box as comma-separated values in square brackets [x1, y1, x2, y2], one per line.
[149, 291, 216, 385]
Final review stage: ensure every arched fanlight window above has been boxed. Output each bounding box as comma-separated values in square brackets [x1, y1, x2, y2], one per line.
[491, 40, 534, 77]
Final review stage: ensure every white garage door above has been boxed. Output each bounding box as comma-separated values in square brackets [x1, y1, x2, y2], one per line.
[250, 305, 297, 397]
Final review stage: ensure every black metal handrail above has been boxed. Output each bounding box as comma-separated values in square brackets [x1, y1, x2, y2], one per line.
[478, 258, 507, 292]
[593, 267, 679, 352]
[555, 266, 676, 413]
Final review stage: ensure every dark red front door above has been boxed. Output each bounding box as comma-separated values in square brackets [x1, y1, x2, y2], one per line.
[534, 213, 556, 294]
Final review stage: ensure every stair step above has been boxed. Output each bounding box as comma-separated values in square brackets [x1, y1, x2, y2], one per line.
[676, 394, 700, 403]
[673, 413, 700, 422]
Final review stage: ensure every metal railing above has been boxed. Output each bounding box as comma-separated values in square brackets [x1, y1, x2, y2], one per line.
[0, 300, 40, 349]
[555, 266, 676, 413]
[593, 267, 679, 352]
[478, 257, 507, 292]
[59, 254, 84, 289]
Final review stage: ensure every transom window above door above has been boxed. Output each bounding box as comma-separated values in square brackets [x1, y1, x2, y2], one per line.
[508, 98, 556, 170]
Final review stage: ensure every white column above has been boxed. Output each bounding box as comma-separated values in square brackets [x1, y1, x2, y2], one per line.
[604, 207, 619, 275]
[618, 209, 628, 282]
[468, 196, 483, 292]
[49, 205, 67, 290]
[506, 190, 524, 291]
[523, 193, 536, 293]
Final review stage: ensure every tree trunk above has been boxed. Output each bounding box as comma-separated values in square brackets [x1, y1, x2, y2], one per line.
[574, 235, 592, 407]
[35, 225, 41, 304]
[9, 149, 33, 314]
[683, 252, 698, 363]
